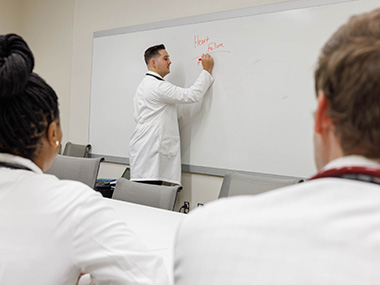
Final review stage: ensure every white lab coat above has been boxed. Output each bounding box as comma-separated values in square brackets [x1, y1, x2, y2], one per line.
[0, 153, 169, 285]
[174, 155, 380, 285]
[130, 70, 214, 185]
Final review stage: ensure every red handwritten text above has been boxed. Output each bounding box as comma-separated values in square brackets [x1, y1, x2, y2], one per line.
[192, 35, 231, 64]
[194, 35, 210, 48]
[208, 42, 224, 52]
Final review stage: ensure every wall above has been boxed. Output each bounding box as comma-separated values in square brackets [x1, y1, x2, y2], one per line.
[0, 0, 22, 34]
[19, 0, 74, 143]
[0, 0, 74, 143]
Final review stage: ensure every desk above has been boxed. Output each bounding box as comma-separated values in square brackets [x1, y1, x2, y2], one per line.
[79, 199, 185, 284]
[106, 199, 184, 279]
[78, 198, 185, 285]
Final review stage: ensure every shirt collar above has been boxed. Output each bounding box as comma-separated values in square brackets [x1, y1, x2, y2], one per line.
[0, 153, 43, 174]
[146, 70, 164, 80]
[322, 155, 380, 171]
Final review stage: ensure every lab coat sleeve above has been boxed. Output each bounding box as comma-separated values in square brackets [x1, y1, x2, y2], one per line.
[156, 70, 214, 104]
[71, 188, 169, 285]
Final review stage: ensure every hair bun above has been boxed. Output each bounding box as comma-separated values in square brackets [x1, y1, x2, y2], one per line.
[0, 33, 35, 97]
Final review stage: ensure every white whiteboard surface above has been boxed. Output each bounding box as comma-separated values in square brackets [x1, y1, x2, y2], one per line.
[89, 0, 377, 178]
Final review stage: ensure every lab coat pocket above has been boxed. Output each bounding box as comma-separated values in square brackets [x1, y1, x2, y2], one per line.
[159, 136, 179, 158]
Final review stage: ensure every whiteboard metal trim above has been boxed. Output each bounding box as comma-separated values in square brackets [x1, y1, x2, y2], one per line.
[91, 153, 305, 179]
[93, 0, 355, 38]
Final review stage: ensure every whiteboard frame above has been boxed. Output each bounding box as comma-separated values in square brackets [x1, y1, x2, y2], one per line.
[94, 0, 353, 39]
[90, 0, 355, 178]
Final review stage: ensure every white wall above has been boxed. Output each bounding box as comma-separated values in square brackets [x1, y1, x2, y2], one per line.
[0, 0, 74, 143]
[2, 0, 294, 210]
[0, 0, 22, 34]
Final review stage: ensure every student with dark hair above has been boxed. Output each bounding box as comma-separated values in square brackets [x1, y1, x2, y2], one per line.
[129, 44, 214, 186]
[0, 34, 168, 285]
[174, 8, 380, 285]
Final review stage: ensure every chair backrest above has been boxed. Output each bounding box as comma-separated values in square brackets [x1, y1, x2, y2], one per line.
[218, 171, 303, 198]
[45, 155, 103, 189]
[112, 178, 182, 211]
[121, 166, 130, 180]
[62, 141, 92, 158]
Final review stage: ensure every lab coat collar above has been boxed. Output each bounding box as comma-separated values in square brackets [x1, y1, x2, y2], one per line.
[322, 155, 380, 171]
[0, 153, 43, 174]
[310, 155, 380, 183]
[146, 71, 164, 80]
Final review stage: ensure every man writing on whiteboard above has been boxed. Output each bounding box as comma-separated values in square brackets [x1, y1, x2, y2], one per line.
[129, 44, 214, 185]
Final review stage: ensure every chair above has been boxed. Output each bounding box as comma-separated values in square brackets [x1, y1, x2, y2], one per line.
[62, 141, 92, 158]
[46, 155, 103, 189]
[121, 166, 130, 180]
[218, 171, 303, 198]
[112, 178, 182, 211]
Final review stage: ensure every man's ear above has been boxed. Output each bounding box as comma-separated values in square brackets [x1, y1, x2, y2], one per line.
[46, 121, 60, 147]
[314, 90, 332, 135]
[150, 58, 157, 69]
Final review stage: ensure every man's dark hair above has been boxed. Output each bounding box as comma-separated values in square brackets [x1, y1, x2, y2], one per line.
[144, 44, 166, 65]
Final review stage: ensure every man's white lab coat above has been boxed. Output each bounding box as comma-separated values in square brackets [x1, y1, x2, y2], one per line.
[130, 70, 214, 185]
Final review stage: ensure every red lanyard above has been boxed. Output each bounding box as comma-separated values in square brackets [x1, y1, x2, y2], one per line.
[309, 166, 380, 185]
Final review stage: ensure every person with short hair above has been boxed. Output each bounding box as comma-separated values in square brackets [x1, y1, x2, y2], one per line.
[0, 33, 168, 285]
[174, 8, 380, 285]
[129, 44, 214, 186]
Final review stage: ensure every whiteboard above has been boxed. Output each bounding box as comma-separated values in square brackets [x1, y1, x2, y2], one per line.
[89, 0, 377, 177]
